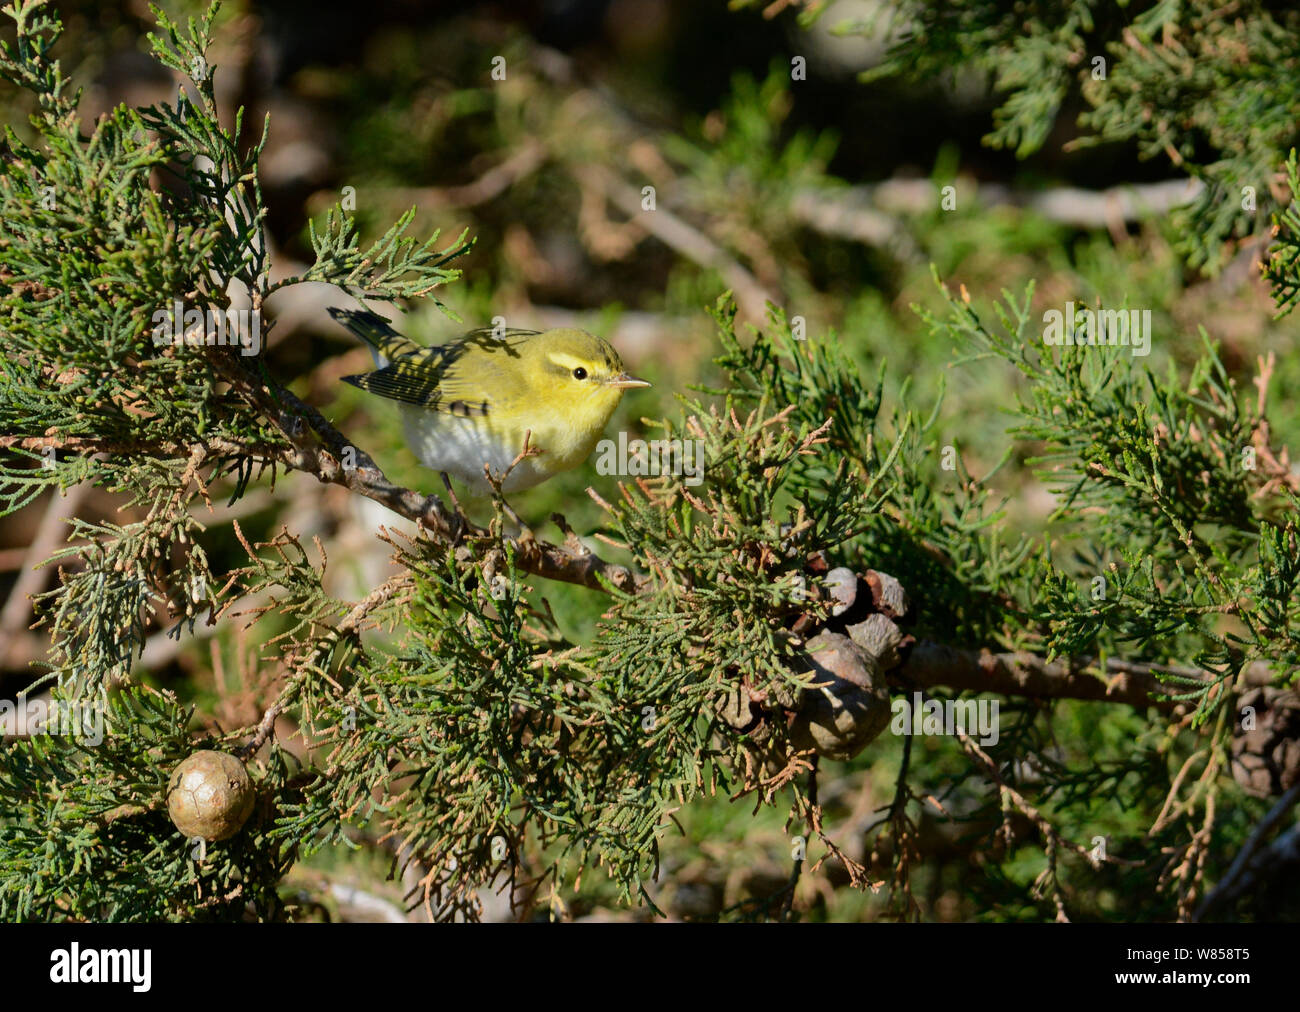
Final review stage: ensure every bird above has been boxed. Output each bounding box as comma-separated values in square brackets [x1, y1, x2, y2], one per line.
[333, 308, 649, 495]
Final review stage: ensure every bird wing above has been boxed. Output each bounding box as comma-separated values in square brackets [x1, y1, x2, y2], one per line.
[341, 330, 538, 418]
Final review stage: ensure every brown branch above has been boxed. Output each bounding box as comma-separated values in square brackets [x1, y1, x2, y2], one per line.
[12, 364, 1280, 710]
[4, 423, 644, 601]
[17, 409, 1272, 705]
[899, 640, 1277, 710]
[7, 414, 1280, 707]
[952, 719, 1099, 866]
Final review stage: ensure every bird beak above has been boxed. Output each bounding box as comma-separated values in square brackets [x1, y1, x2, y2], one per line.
[606, 372, 651, 389]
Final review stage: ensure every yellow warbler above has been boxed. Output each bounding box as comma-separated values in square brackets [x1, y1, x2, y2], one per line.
[333, 308, 649, 494]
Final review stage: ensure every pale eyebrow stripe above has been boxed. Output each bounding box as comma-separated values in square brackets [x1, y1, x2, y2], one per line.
[546, 352, 583, 374]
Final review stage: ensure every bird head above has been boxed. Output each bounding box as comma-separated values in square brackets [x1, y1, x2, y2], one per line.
[524, 328, 650, 424]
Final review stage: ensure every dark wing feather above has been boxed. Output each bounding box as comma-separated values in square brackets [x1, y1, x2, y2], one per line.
[329, 307, 421, 362]
[342, 351, 449, 406]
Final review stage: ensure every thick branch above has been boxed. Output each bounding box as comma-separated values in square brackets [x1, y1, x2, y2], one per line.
[7, 423, 1280, 698]
[900, 640, 1277, 710]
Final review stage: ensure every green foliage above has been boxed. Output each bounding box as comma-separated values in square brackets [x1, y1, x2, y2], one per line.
[854, 0, 1300, 273]
[0, 0, 468, 688]
[664, 65, 840, 242]
[917, 274, 1300, 718]
[0, 685, 295, 921]
[291, 208, 470, 306]
[3, 0, 1299, 924]
[1264, 148, 1300, 317]
[252, 311, 889, 916]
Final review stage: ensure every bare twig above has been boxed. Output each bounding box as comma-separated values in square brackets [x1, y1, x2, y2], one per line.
[950, 713, 1107, 875]
[380, 141, 547, 211]
[0, 482, 91, 641]
[575, 164, 776, 322]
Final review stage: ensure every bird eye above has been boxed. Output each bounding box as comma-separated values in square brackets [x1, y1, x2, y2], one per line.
[573, 367, 588, 380]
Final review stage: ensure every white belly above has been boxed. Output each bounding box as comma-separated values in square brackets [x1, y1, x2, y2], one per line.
[397, 404, 542, 495]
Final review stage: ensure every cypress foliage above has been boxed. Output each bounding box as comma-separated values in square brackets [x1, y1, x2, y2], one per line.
[2, 0, 1298, 922]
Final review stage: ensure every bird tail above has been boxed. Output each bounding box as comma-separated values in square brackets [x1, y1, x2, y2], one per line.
[329, 307, 420, 367]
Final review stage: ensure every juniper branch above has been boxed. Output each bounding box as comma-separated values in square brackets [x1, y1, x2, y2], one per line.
[900, 641, 1278, 711]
